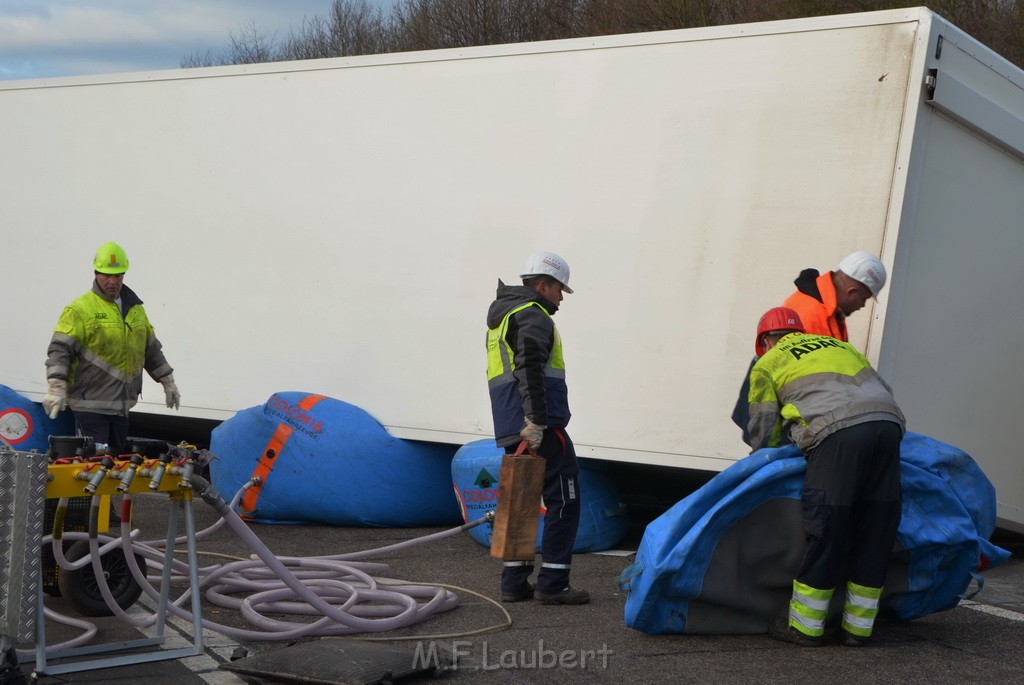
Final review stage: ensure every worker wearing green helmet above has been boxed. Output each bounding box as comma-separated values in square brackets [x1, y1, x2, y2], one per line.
[43, 242, 180, 456]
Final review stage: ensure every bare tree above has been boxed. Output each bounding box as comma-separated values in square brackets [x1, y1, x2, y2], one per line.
[180, 50, 216, 69]
[224, 21, 278, 64]
[582, 0, 735, 35]
[279, 1, 391, 60]
[389, 0, 590, 51]
[183, 0, 1024, 70]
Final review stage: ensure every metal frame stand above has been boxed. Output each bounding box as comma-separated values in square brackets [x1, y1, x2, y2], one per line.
[31, 493, 205, 677]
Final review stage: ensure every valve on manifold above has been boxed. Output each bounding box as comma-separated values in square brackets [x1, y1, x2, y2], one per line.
[116, 453, 146, 493]
[176, 453, 196, 490]
[83, 457, 115, 495]
[148, 451, 174, 491]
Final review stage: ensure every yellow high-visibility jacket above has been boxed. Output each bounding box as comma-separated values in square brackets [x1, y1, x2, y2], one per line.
[45, 281, 173, 416]
[747, 333, 904, 452]
[486, 281, 569, 446]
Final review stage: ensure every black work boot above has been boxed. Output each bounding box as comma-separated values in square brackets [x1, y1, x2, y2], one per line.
[535, 585, 590, 605]
[501, 582, 535, 603]
[841, 630, 870, 647]
[768, 616, 827, 647]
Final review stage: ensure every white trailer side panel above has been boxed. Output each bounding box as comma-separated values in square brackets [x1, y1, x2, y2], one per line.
[878, 18, 1024, 532]
[1, 12, 920, 472]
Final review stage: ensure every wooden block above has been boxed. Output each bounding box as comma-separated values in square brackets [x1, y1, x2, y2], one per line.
[489, 453, 545, 561]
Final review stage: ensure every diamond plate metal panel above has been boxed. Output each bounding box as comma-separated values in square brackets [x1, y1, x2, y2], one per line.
[0, 447, 47, 642]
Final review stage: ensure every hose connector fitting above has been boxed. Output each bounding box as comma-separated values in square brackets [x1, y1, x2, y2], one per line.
[84, 457, 115, 495]
[148, 451, 173, 491]
[116, 454, 145, 493]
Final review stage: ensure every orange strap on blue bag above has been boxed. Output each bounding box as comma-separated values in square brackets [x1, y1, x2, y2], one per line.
[239, 393, 325, 519]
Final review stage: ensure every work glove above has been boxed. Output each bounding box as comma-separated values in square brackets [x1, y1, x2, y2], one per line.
[160, 374, 181, 410]
[42, 379, 68, 420]
[519, 419, 546, 451]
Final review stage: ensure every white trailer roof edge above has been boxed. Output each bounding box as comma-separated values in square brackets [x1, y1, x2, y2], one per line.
[0, 7, 932, 92]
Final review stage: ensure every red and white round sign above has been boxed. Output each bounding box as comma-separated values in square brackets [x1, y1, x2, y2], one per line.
[0, 408, 33, 446]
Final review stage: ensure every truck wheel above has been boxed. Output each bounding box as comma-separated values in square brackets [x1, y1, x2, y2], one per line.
[56, 540, 146, 617]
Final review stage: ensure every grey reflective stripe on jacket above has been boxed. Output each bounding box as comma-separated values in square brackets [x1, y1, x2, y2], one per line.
[751, 367, 905, 452]
[781, 368, 905, 450]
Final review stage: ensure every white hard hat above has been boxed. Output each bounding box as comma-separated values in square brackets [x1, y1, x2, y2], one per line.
[838, 251, 887, 296]
[520, 251, 573, 293]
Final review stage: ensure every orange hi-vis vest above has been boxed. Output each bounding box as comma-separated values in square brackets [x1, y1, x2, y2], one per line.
[783, 271, 848, 341]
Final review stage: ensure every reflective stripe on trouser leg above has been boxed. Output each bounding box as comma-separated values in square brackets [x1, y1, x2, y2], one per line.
[789, 580, 834, 637]
[501, 561, 534, 593]
[842, 581, 882, 637]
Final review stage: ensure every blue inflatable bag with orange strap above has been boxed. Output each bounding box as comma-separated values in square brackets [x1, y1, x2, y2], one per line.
[209, 392, 461, 526]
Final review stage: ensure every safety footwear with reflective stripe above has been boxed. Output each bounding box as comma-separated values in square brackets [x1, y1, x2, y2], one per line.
[768, 616, 827, 647]
[501, 583, 535, 603]
[536, 586, 590, 605]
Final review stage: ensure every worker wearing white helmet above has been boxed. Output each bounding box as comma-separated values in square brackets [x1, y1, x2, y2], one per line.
[485, 251, 588, 606]
[784, 251, 888, 342]
[43, 242, 180, 457]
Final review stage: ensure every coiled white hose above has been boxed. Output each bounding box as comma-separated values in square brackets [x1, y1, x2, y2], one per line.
[20, 475, 489, 659]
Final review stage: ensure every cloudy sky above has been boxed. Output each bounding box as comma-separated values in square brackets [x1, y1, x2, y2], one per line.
[0, 0, 392, 81]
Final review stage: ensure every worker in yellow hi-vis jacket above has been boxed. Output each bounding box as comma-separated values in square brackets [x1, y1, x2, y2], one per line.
[747, 307, 905, 648]
[43, 242, 180, 457]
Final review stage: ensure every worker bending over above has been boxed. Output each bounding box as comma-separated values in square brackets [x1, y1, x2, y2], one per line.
[747, 307, 904, 647]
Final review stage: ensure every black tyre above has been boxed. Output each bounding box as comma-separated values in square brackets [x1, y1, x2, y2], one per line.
[56, 539, 146, 617]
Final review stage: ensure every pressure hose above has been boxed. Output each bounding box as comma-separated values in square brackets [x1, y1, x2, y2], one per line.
[20, 475, 493, 659]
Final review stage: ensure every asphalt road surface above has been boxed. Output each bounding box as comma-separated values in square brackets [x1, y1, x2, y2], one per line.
[13, 493, 1024, 685]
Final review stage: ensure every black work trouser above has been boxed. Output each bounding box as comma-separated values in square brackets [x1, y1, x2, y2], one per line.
[74, 411, 129, 458]
[797, 420, 903, 591]
[501, 427, 581, 595]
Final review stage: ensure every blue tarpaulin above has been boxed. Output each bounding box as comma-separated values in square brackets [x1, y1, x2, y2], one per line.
[623, 433, 1011, 634]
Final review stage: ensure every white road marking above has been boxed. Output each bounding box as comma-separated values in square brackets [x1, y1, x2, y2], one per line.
[129, 597, 247, 684]
[960, 600, 1024, 622]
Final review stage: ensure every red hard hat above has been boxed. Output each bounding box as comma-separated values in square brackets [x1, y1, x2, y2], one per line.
[755, 307, 804, 356]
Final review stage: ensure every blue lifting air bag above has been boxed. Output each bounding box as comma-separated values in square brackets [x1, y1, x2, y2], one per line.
[209, 392, 462, 527]
[451, 439, 630, 553]
[622, 432, 1011, 634]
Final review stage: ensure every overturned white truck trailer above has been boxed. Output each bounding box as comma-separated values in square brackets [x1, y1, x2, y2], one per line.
[2, 7, 1023, 531]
